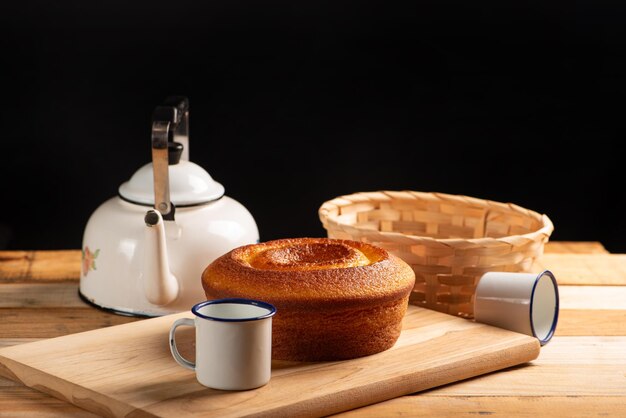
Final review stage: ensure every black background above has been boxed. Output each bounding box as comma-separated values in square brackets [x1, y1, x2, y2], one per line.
[1, 1, 624, 252]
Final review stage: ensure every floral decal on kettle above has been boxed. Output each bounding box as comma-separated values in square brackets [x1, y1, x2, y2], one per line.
[82, 246, 100, 277]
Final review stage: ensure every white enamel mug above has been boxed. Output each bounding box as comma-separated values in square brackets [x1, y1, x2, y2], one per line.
[474, 270, 559, 345]
[169, 298, 276, 390]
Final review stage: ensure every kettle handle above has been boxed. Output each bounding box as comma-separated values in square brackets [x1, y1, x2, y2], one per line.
[151, 96, 189, 220]
[152, 96, 189, 160]
[153, 96, 189, 161]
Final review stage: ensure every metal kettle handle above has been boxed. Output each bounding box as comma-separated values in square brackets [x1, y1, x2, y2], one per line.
[151, 96, 190, 220]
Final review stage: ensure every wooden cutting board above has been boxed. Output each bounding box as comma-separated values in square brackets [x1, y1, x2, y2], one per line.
[0, 305, 540, 418]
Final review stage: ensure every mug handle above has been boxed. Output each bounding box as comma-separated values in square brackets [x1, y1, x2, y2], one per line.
[169, 318, 195, 370]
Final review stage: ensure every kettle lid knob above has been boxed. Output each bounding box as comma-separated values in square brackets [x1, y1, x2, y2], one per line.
[168, 142, 184, 165]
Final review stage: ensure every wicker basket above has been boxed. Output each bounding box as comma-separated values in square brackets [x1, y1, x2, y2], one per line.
[318, 191, 554, 318]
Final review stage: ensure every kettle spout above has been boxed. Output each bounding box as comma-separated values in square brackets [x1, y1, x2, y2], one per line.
[143, 210, 179, 306]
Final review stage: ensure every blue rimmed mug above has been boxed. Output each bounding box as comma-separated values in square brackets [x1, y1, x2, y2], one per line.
[169, 298, 276, 390]
[474, 270, 559, 346]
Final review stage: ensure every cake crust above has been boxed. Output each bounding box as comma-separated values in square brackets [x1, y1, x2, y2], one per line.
[201, 237, 416, 361]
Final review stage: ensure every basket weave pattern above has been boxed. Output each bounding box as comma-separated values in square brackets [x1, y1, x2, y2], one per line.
[319, 191, 554, 318]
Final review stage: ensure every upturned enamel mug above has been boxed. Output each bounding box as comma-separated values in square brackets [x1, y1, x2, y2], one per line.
[474, 270, 559, 345]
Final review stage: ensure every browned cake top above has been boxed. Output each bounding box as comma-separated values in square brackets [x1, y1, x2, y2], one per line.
[201, 238, 415, 309]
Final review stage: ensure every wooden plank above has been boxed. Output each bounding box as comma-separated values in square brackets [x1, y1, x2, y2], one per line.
[533, 254, 626, 285]
[0, 339, 38, 349]
[355, 336, 626, 416]
[338, 335, 626, 414]
[544, 241, 608, 254]
[426, 363, 626, 396]
[334, 396, 626, 417]
[0, 251, 80, 283]
[20, 337, 626, 417]
[528, 336, 626, 365]
[556, 310, 626, 336]
[1, 376, 19, 388]
[416, 336, 626, 396]
[541, 285, 626, 336]
[0, 306, 540, 418]
[3, 336, 622, 417]
[559, 286, 626, 310]
[0, 386, 97, 418]
[0, 308, 140, 338]
[0, 283, 85, 308]
[0, 335, 106, 418]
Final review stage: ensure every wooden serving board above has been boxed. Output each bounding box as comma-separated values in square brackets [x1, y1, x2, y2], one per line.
[0, 305, 540, 418]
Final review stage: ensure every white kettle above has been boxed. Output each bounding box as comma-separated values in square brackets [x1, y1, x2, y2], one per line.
[79, 97, 259, 316]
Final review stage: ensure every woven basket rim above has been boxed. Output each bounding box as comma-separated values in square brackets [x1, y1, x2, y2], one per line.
[318, 190, 554, 247]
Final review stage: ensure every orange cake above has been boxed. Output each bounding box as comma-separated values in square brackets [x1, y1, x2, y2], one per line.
[201, 238, 416, 361]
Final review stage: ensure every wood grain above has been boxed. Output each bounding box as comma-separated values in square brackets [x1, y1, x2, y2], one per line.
[0, 305, 539, 418]
[0, 339, 38, 349]
[0, 386, 97, 418]
[543, 241, 608, 254]
[333, 336, 626, 416]
[0, 308, 139, 338]
[3, 337, 625, 418]
[0, 251, 80, 283]
[559, 286, 626, 310]
[4, 336, 617, 417]
[334, 396, 626, 417]
[0, 283, 84, 308]
[556, 310, 626, 336]
[425, 336, 626, 396]
[533, 254, 626, 285]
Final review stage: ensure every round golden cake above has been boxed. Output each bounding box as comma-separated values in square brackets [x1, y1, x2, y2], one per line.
[201, 237, 416, 361]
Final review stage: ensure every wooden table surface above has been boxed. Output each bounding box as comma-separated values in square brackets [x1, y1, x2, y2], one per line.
[0, 241, 625, 417]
